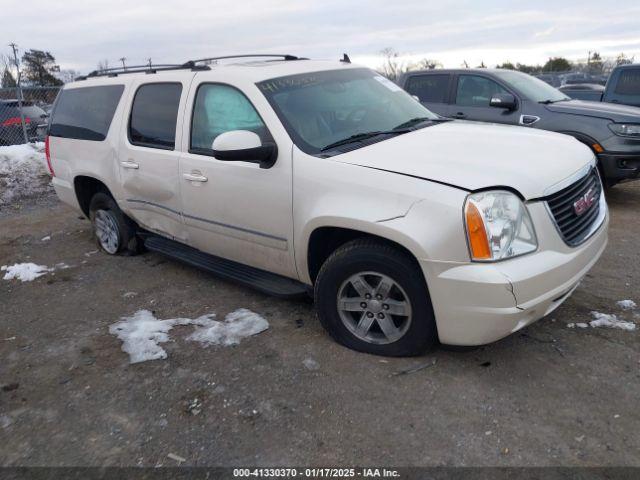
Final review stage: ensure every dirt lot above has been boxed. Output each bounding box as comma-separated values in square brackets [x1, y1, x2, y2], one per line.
[1, 185, 639, 468]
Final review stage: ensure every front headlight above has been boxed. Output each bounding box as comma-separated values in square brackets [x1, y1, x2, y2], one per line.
[608, 123, 640, 137]
[464, 191, 537, 261]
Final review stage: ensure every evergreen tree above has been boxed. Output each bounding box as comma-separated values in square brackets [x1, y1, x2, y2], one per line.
[21, 49, 63, 86]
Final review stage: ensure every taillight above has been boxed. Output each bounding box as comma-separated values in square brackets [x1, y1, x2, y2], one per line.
[1, 117, 31, 127]
[45, 135, 55, 177]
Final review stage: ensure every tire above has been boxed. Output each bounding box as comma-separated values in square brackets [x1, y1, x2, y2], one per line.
[314, 239, 437, 356]
[89, 192, 141, 255]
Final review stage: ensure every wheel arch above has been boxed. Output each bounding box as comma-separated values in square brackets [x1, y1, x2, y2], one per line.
[303, 219, 428, 285]
[73, 175, 113, 218]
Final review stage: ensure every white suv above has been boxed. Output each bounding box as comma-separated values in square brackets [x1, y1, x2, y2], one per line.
[47, 55, 608, 356]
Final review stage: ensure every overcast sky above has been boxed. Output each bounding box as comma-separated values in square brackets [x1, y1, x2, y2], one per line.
[5, 0, 640, 73]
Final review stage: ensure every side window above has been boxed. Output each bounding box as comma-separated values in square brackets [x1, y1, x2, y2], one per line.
[614, 69, 640, 96]
[456, 75, 509, 107]
[404, 74, 450, 103]
[190, 84, 269, 154]
[129, 83, 182, 150]
[49, 85, 124, 141]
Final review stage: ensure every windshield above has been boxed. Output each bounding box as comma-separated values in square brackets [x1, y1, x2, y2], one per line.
[493, 70, 570, 103]
[257, 68, 439, 155]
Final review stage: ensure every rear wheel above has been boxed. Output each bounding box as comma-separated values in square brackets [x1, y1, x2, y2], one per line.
[314, 239, 437, 356]
[89, 192, 141, 255]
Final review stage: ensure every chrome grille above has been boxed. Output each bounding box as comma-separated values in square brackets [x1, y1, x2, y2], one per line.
[546, 168, 602, 246]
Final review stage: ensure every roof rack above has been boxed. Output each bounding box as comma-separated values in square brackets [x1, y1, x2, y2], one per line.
[76, 62, 210, 81]
[189, 54, 306, 64]
[74, 54, 305, 81]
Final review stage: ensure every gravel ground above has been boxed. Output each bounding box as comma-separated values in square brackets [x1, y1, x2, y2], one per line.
[0, 185, 639, 467]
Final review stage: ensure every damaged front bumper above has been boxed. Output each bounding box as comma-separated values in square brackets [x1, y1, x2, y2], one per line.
[419, 212, 609, 346]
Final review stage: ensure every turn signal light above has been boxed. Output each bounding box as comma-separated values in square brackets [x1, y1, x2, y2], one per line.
[465, 202, 491, 260]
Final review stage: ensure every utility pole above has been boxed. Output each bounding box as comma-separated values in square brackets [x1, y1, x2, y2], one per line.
[8, 43, 29, 144]
[147, 58, 152, 69]
[119, 57, 127, 70]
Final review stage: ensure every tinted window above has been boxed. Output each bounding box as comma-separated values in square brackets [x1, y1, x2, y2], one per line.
[191, 84, 268, 154]
[614, 69, 640, 96]
[405, 74, 449, 103]
[129, 83, 182, 149]
[456, 75, 509, 107]
[49, 85, 124, 141]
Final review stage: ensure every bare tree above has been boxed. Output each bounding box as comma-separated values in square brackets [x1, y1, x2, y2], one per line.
[615, 53, 634, 66]
[96, 59, 110, 73]
[58, 69, 79, 83]
[378, 48, 405, 81]
[410, 58, 442, 70]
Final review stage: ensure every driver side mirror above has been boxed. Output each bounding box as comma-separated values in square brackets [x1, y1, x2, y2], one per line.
[490, 93, 517, 110]
[212, 130, 277, 169]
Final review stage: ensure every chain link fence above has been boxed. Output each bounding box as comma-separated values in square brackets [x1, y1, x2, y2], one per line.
[533, 70, 610, 88]
[0, 86, 60, 146]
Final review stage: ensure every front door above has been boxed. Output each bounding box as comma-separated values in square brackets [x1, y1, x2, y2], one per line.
[451, 74, 520, 125]
[178, 81, 296, 279]
[118, 75, 192, 241]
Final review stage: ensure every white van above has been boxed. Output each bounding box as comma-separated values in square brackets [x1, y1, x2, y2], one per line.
[47, 55, 608, 356]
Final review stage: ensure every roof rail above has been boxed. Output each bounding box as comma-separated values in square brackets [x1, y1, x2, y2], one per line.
[74, 54, 305, 81]
[76, 62, 210, 81]
[188, 54, 306, 64]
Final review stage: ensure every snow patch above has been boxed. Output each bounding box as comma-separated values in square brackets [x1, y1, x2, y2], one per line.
[0, 143, 51, 206]
[616, 300, 637, 310]
[1, 263, 52, 282]
[303, 358, 320, 370]
[590, 311, 636, 331]
[187, 308, 269, 347]
[110, 308, 268, 363]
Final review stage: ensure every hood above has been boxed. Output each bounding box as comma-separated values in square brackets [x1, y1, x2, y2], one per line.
[545, 99, 640, 122]
[333, 121, 594, 200]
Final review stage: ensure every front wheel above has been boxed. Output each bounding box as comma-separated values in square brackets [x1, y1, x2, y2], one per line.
[89, 192, 141, 255]
[314, 240, 437, 356]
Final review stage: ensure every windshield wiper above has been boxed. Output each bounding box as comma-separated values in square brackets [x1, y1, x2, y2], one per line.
[392, 116, 451, 130]
[320, 129, 411, 152]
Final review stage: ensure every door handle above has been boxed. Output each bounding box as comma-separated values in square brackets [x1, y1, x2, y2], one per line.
[183, 172, 208, 183]
[120, 160, 139, 169]
[451, 112, 467, 119]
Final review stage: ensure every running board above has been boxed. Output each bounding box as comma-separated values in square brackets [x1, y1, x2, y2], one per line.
[144, 235, 309, 299]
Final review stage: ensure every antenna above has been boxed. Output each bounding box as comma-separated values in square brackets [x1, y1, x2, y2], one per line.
[341, 53, 351, 63]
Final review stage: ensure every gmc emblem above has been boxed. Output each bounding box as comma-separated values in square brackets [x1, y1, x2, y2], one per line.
[573, 188, 597, 216]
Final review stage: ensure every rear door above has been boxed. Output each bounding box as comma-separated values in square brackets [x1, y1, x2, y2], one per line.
[118, 74, 192, 241]
[402, 73, 451, 116]
[451, 73, 520, 124]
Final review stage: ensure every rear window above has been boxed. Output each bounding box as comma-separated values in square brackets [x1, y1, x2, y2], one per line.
[129, 83, 182, 150]
[614, 69, 640, 96]
[49, 85, 124, 141]
[404, 74, 450, 103]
